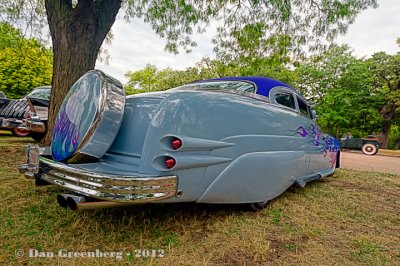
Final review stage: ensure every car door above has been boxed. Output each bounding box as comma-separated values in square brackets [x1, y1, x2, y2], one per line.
[269, 88, 311, 177]
[295, 96, 332, 173]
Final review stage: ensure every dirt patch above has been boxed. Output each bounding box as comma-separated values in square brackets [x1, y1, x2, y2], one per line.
[340, 151, 400, 175]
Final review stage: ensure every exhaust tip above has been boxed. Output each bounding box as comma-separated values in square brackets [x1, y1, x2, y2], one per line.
[66, 197, 78, 211]
[66, 195, 87, 211]
[56, 194, 68, 208]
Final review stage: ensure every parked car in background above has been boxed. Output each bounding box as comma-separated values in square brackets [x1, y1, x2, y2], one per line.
[0, 90, 30, 137]
[19, 70, 340, 212]
[340, 134, 380, 155]
[23, 86, 51, 141]
[0, 86, 50, 139]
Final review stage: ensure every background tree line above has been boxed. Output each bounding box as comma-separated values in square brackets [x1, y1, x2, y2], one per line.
[1, 19, 398, 149]
[1, 0, 378, 144]
[125, 44, 400, 149]
[1, 0, 398, 149]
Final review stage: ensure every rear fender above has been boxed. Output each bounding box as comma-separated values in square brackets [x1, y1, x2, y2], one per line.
[197, 151, 305, 204]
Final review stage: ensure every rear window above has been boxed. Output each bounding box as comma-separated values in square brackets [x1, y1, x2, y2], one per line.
[180, 81, 256, 93]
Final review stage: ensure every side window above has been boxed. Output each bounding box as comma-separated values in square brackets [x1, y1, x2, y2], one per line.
[297, 96, 310, 117]
[274, 93, 296, 109]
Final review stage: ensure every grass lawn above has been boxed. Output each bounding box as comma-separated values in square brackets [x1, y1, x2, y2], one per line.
[0, 133, 399, 265]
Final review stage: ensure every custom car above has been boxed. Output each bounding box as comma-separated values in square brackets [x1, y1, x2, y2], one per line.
[0, 86, 50, 139]
[19, 70, 340, 211]
[23, 87, 51, 141]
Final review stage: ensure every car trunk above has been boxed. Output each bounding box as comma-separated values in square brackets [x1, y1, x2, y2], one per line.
[87, 93, 170, 173]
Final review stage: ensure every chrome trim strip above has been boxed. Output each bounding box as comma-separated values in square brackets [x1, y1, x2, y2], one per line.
[37, 157, 178, 202]
[24, 120, 46, 133]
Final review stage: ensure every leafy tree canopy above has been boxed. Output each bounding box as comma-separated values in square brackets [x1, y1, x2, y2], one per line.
[126, 42, 399, 148]
[1, 0, 378, 57]
[367, 51, 400, 147]
[0, 22, 52, 99]
[0, 0, 379, 144]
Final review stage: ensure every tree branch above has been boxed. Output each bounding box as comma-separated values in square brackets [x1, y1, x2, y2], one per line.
[94, 0, 122, 46]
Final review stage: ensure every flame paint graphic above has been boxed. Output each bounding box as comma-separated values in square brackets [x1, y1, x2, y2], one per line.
[51, 75, 99, 161]
[52, 106, 80, 161]
[294, 124, 340, 169]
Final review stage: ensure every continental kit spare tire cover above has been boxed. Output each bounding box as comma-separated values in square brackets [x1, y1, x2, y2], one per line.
[51, 70, 125, 162]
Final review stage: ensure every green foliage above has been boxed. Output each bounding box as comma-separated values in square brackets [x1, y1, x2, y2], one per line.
[0, 22, 52, 99]
[292, 44, 399, 146]
[388, 124, 400, 150]
[212, 0, 377, 62]
[293, 45, 381, 137]
[124, 64, 198, 94]
[367, 51, 400, 147]
[0, 22, 24, 49]
[126, 42, 400, 149]
[0, 1, 47, 41]
[0, 0, 379, 145]
[124, 58, 226, 94]
[124, 55, 299, 94]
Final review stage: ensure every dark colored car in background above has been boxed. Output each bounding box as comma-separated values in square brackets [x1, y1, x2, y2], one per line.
[23, 87, 51, 141]
[340, 134, 381, 155]
[0, 86, 50, 139]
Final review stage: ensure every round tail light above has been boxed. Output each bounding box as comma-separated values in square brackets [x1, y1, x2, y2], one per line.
[171, 138, 182, 150]
[165, 157, 176, 169]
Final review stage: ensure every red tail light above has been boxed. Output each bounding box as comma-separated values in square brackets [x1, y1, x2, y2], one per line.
[171, 138, 182, 150]
[165, 157, 176, 169]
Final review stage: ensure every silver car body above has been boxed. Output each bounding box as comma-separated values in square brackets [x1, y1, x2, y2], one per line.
[19, 70, 340, 208]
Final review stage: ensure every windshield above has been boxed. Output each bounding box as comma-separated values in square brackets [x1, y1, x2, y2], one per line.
[27, 87, 51, 100]
[179, 81, 256, 93]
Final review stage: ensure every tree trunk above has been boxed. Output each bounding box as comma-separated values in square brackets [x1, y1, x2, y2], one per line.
[42, 0, 121, 145]
[380, 123, 391, 149]
[379, 103, 397, 149]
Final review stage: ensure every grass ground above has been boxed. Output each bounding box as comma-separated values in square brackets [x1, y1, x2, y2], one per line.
[0, 132, 399, 265]
[379, 149, 400, 157]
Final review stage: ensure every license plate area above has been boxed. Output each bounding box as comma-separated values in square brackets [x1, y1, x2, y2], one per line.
[25, 145, 40, 174]
[18, 145, 48, 176]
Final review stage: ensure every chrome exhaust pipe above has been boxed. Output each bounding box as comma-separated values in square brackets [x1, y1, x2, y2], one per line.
[56, 194, 70, 208]
[72, 201, 137, 211]
[57, 194, 87, 209]
[57, 194, 138, 211]
[66, 195, 87, 211]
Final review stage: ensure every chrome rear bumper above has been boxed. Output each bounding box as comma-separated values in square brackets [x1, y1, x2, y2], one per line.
[19, 145, 178, 203]
[1, 117, 23, 129]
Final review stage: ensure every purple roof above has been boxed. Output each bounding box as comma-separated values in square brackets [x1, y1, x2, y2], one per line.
[196, 76, 298, 97]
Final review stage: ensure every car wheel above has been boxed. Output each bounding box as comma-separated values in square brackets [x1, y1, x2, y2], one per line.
[248, 200, 270, 211]
[361, 143, 378, 155]
[11, 128, 30, 137]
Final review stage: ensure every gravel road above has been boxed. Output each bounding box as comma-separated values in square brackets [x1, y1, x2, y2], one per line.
[340, 151, 400, 175]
